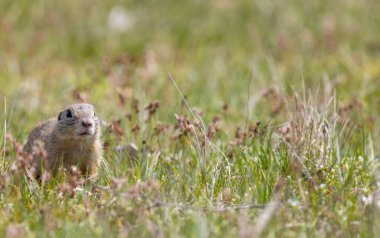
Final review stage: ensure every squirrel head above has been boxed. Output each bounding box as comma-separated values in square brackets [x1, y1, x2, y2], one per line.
[57, 103, 101, 142]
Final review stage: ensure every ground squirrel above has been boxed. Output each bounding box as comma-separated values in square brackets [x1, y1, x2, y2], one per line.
[24, 103, 103, 180]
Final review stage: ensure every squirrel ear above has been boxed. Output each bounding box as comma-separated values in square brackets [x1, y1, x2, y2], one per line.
[58, 111, 63, 121]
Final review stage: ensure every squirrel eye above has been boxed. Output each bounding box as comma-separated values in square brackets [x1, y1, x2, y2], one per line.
[66, 110, 72, 118]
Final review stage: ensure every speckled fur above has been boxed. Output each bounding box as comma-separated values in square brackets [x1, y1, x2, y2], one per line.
[24, 104, 103, 179]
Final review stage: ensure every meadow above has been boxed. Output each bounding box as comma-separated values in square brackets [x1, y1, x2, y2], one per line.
[1, 0, 380, 237]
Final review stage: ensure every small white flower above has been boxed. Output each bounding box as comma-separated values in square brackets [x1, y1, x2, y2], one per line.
[107, 6, 134, 33]
[288, 199, 300, 207]
[362, 195, 373, 206]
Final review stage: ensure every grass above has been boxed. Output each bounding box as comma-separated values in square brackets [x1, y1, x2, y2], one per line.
[1, 0, 380, 237]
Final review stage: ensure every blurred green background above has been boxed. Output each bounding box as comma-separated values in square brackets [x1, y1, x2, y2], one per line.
[1, 0, 380, 137]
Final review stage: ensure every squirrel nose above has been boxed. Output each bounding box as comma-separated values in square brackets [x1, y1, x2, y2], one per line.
[81, 121, 93, 128]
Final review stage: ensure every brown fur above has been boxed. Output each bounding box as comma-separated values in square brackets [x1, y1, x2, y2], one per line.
[24, 103, 103, 180]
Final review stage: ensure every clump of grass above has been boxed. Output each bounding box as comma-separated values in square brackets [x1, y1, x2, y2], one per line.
[0, 89, 378, 237]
